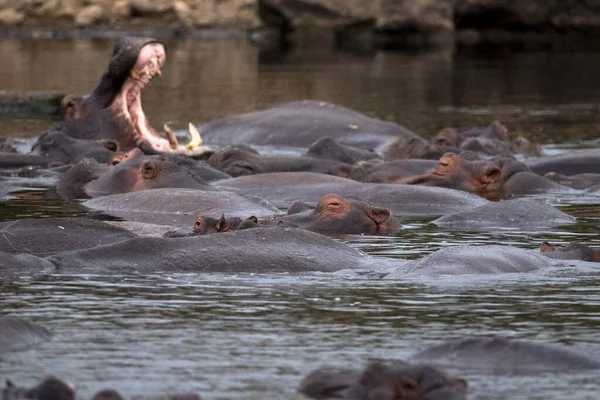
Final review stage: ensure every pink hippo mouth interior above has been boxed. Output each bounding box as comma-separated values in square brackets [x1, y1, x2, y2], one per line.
[118, 42, 173, 152]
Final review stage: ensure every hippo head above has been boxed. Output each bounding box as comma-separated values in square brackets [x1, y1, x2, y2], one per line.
[540, 241, 600, 262]
[398, 153, 502, 196]
[298, 361, 468, 400]
[207, 145, 263, 177]
[281, 194, 398, 235]
[31, 131, 117, 166]
[91, 390, 125, 400]
[432, 127, 460, 148]
[164, 215, 256, 237]
[84, 153, 213, 197]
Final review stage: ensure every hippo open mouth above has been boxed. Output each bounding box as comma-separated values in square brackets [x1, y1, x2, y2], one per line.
[113, 40, 202, 153]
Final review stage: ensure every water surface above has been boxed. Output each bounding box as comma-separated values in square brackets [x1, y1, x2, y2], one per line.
[1, 37, 600, 399]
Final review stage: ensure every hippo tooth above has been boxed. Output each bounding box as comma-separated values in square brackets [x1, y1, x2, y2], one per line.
[163, 124, 180, 150]
[186, 123, 203, 150]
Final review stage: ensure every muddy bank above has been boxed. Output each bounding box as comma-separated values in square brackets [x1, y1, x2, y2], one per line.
[2, 1, 600, 46]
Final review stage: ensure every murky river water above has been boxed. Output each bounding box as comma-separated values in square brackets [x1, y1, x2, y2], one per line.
[1, 38, 600, 399]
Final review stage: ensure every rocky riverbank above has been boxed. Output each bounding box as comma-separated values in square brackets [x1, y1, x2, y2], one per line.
[2, 0, 600, 44]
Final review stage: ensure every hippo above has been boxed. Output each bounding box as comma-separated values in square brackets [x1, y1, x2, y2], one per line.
[406, 336, 600, 375]
[2, 376, 75, 400]
[544, 172, 600, 190]
[2, 378, 201, 400]
[3, 227, 367, 275]
[540, 241, 600, 262]
[298, 360, 467, 400]
[528, 149, 600, 176]
[83, 152, 229, 198]
[385, 136, 456, 160]
[205, 144, 351, 177]
[305, 137, 383, 164]
[211, 172, 489, 216]
[0, 317, 52, 356]
[0, 218, 137, 256]
[397, 152, 570, 200]
[195, 100, 419, 151]
[81, 188, 282, 225]
[384, 245, 551, 277]
[431, 198, 576, 229]
[165, 194, 398, 236]
[348, 159, 437, 183]
[34, 37, 204, 155]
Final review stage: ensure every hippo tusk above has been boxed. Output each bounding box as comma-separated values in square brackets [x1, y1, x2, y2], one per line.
[186, 123, 203, 150]
[130, 70, 140, 80]
[163, 124, 180, 150]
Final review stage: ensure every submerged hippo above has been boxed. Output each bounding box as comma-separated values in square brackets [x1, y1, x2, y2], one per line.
[0, 317, 52, 356]
[431, 198, 576, 229]
[528, 149, 600, 176]
[299, 360, 467, 400]
[406, 336, 600, 375]
[166, 194, 398, 237]
[211, 172, 489, 216]
[206, 144, 350, 177]
[397, 152, 569, 200]
[540, 241, 600, 262]
[0, 227, 367, 275]
[348, 159, 437, 183]
[34, 37, 204, 155]
[0, 218, 137, 256]
[305, 137, 382, 164]
[384, 245, 551, 277]
[196, 100, 419, 151]
[544, 172, 600, 190]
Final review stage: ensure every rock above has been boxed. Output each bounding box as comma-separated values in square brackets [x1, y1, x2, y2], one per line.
[377, 0, 454, 33]
[129, 0, 171, 16]
[173, 0, 193, 26]
[75, 5, 105, 26]
[0, 8, 24, 25]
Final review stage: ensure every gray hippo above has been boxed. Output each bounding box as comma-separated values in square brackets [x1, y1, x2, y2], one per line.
[211, 172, 489, 216]
[0, 317, 52, 356]
[165, 194, 398, 237]
[298, 361, 467, 400]
[540, 241, 600, 262]
[0, 227, 367, 275]
[0, 218, 137, 256]
[305, 137, 382, 164]
[431, 198, 576, 229]
[205, 144, 351, 177]
[397, 152, 571, 200]
[384, 245, 552, 277]
[195, 100, 419, 152]
[33, 37, 203, 155]
[528, 149, 600, 176]
[406, 336, 600, 375]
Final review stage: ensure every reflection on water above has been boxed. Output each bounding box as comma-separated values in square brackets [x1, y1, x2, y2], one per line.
[2, 37, 600, 399]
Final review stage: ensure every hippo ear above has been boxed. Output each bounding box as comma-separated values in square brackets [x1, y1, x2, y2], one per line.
[246, 216, 258, 223]
[216, 214, 229, 232]
[369, 207, 391, 224]
[540, 241, 556, 253]
[482, 165, 501, 184]
[452, 377, 469, 389]
[141, 161, 158, 179]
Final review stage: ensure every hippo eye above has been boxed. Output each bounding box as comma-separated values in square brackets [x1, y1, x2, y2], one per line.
[67, 100, 75, 108]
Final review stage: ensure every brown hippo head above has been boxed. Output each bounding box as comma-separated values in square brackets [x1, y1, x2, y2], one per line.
[540, 241, 600, 262]
[163, 215, 257, 237]
[298, 361, 468, 400]
[277, 194, 398, 235]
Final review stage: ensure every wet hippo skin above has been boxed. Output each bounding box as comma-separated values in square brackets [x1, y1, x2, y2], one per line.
[196, 100, 419, 151]
[384, 245, 552, 277]
[540, 241, 600, 262]
[406, 336, 600, 375]
[206, 144, 351, 177]
[42, 227, 367, 274]
[305, 137, 382, 164]
[211, 172, 489, 216]
[432, 198, 576, 229]
[0, 317, 52, 356]
[528, 149, 600, 176]
[299, 360, 467, 400]
[165, 194, 398, 236]
[0, 218, 137, 257]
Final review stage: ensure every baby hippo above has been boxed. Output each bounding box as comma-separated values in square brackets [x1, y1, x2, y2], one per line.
[540, 241, 600, 262]
[164, 194, 398, 237]
[298, 360, 468, 400]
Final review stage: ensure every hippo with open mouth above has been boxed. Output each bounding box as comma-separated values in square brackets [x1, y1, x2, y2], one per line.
[34, 37, 204, 156]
